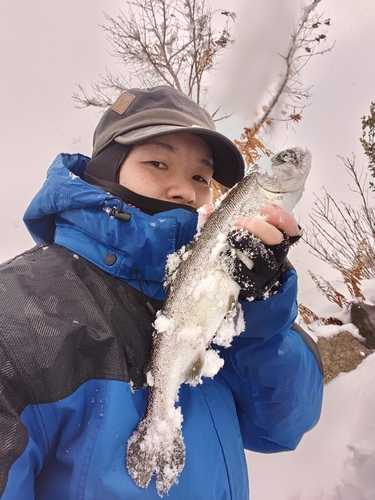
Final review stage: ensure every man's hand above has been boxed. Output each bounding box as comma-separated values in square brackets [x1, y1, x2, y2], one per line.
[235, 205, 301, 245]
[199, 204, 301, 300]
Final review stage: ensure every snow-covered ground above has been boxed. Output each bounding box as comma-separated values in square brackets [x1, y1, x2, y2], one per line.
[246, 278, 375, 500]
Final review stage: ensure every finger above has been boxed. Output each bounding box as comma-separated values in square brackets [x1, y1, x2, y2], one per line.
[235, 216, 284, 245]
[261, 205, 300, 237]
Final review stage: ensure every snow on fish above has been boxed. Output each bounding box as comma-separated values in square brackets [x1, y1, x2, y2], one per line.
[126, 147, 312, 496]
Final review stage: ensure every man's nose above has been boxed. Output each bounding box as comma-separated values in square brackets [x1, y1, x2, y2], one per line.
[166, 176, 196, 205]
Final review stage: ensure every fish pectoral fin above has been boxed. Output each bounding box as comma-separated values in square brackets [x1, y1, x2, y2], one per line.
[226, 294, 237, 319]
[186, 351, 205, 386]
[213, 298, 245, 348]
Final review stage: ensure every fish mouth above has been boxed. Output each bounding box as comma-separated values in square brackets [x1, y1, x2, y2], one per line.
[256, 177, 300, 194]
[256, 183, 283, 194]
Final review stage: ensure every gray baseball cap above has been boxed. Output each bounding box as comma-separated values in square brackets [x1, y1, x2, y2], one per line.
[92, 86, 245, 188]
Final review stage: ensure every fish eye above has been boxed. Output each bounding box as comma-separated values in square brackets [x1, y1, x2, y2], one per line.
[277, 150, 297, 164]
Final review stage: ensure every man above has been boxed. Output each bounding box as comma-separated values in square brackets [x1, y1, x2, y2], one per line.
[0, 86, 323, 499]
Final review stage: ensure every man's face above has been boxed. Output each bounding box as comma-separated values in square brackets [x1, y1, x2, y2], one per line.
[118, 133, 214, 209]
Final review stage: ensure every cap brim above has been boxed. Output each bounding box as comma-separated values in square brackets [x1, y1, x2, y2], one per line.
[115, 125, 244, 188]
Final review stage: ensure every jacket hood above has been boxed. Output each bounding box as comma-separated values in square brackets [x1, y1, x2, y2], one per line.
[23, 153, 199, 300]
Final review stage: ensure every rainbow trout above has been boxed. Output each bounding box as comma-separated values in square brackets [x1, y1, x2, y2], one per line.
[126, 147, 312, 496]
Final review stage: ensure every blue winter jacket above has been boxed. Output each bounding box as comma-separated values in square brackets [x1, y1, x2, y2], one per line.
[0, 153, 323, 499]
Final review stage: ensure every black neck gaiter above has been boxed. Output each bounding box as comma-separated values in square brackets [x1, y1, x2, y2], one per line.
[84, 142, 196, 215]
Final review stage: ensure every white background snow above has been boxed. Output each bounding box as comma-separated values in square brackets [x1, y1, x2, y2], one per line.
[1, 0, 375, 498]
[248, 352, 375, 500]
[247, 277, 375, 500]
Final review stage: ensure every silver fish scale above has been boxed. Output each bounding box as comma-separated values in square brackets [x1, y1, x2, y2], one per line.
[163, 173, 265, 308]
[126, 147, 312, 497]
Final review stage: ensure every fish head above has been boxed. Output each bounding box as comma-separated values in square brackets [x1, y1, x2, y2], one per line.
[256, 147, 312, 195]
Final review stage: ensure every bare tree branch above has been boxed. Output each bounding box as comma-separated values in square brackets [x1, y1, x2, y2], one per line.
[235, 1, 333, 167]
[304, 155, 375, 280]
[73, 0, 235, 117]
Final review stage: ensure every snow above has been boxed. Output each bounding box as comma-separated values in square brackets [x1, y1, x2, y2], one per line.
[153, 313, 175, 339]
[200, 349, 224, 379]
[246, 277, 375, 500]
[197, 204, 214, 231]
[247, 353, 375, 500]
[164, 246, 190, 288]
[311, 321, 361, 340]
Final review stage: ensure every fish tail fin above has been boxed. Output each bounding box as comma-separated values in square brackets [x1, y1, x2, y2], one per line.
[126, 411, 186, 497]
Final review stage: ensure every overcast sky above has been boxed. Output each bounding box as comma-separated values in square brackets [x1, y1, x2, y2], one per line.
[1, 0, 375, 293]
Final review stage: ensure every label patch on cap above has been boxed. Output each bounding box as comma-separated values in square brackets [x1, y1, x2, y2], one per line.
[111, 91, 136, 115]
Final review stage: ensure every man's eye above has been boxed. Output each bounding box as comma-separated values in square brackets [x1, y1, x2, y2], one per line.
[193, 175, 210, 185]
[148, 161, 166, 168]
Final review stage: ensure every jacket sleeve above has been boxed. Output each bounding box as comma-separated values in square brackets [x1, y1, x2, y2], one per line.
[219, 268, 324, 453]
[0, 342, 41, 499]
